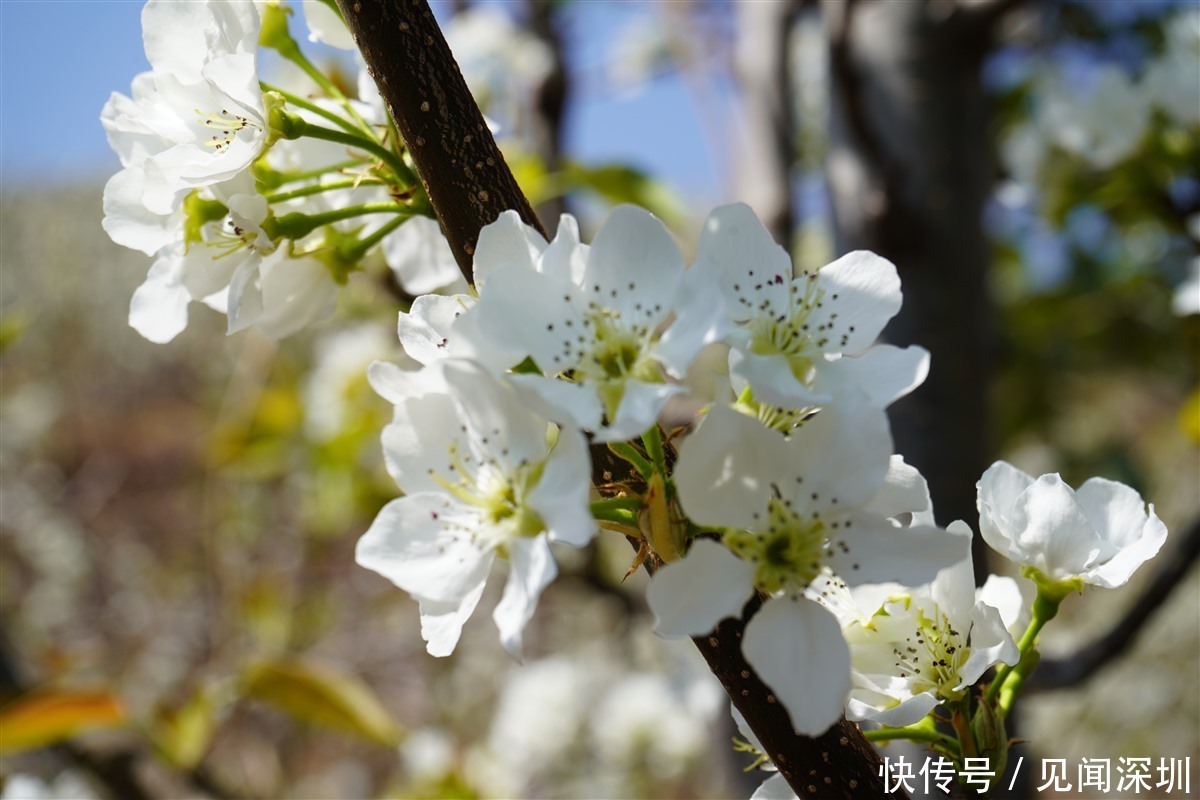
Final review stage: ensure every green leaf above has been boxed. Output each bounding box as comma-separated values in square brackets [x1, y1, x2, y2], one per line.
[150, 686, 220, 770]
[560, 162, 686, 228]
[241, 658, 402, 747]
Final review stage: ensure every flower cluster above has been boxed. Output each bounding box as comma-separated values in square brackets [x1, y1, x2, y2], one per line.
[102, 1, 461, 343]
[359, 201, 1170, 771]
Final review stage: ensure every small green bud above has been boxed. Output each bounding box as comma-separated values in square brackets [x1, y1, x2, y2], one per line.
[265, 95, 307, 142]
[970, 699, 1009, 781]
[258, 2, 296, 54]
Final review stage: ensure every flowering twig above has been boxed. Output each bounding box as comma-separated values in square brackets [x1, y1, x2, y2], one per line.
[341, 2, 900, 796]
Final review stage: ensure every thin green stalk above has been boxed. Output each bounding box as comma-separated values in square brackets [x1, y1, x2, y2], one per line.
[299, 122, 416, 189]
[261, 82, 362, 136]
[270, 203, 406, 241]
[642, 424, 665, 472]
[590, 499, 641, 527]
[864, 722, 961, 756]
[985, 592, 1062, 706]
[608, 442, 653, 481]
[336, 213, 411, 263]
[266, 178, 382, 204]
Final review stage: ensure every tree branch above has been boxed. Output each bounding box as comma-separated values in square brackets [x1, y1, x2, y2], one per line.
[1026, 516, 1200, 692]
[334, 0, 546, 283]
[350, 3, 900, 795]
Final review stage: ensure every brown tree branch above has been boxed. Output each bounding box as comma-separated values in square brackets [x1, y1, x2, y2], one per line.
[346, 3, 899, 796]
[335, 0, 545, 283]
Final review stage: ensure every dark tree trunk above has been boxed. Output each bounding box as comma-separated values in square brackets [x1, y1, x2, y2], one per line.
[824, 0, 1006, 580]
[733, 0, 801, 246]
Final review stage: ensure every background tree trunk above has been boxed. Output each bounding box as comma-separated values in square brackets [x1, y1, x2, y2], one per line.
[824, 0, 1005, 579]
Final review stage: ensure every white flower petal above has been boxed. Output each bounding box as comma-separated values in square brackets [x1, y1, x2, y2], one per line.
[397, 294, 470, 365]
[830, 517, 971, 588]
[384, 216, 464, 294]
[957, 601, 1020, 688]
[674, 405, 782, 530]
[593, 379, 681, 443]
[472, 209, 546, 288]
[646, 539, 756, 637]
[730, 349, 827, 409]
[1008, 475, 1101, 580]
[817, 344, 930, 407]
[807, 250, 901, 353]
[417, 582, 486, 657]
[583, 205, 683, 322]
[303, 0, 357, 50]
[693, 202, 793, 325]
[527, 426, 596, 548]
[129, 249, 192, 344]
[863, 455, 931, 522]
[743, 598, 850, 737]
[356, 495, 494, 605]
[494, 535, 557, 659]
[781, 397, 892, 511]
[752, 773, 799, 800]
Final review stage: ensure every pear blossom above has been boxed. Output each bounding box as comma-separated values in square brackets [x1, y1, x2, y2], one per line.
[976, 461, 1168, 590]
[690, 203, 928, 411]
[646, 402, 970, 735]
[357, 359, 594, 657]
[456, 207, 724, 441]
[101, 0, 268, 228]
[842, 527, 1021, 727]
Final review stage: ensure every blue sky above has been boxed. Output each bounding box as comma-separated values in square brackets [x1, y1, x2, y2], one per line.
[0, 1, 726, 201]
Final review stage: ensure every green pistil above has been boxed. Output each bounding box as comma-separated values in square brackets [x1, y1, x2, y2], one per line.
[724, 498, 825, 594]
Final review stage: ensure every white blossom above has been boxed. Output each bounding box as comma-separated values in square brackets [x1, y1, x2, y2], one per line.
[646, 403, 969, 735]
[691, 203, 928, 411]
[976, 461, 1168, 590]
[843, 529, 1021, 727]
[457, 207, 723, 441]
[357, 359, 594, 657]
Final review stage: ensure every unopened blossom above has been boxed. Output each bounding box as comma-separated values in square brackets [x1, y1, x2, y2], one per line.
[357, 359, 594, 657]
[647, 403, 969, 735]
[977, 461, 1168, 590]
[456, 207, 723, 441]
[690, 203, 928, 411]
[843, 530, 1021, 727]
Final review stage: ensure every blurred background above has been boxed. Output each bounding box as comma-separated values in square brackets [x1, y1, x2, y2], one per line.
[1, 0, 1197, 798]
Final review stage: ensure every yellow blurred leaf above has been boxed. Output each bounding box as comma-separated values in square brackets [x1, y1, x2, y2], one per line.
[241, 658, 401, 747]
[0, 689, 125, 753]
[1180, 387, 1200, 444]
[150, 687, 219, 770]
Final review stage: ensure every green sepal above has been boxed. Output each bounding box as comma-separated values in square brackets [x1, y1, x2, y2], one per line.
[182, 192, 229, 247]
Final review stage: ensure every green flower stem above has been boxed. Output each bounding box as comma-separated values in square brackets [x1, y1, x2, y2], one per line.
[297, 121, 417, 189]
[336, 213, 411, 263]
[642, 424, 666, 472]
[266, 178, 383, 204]
[259, 17, 372, 134]
[590, 499, 641, 527]
[864, 720, 961, 756]
[998, 648, 1041, 717]
[985, 591, 1063, 707]
[257, 159, 363, 190]
[261, 82, 362, 137]
[268, 203, 406, 241]
[608, 442, 653, 481]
